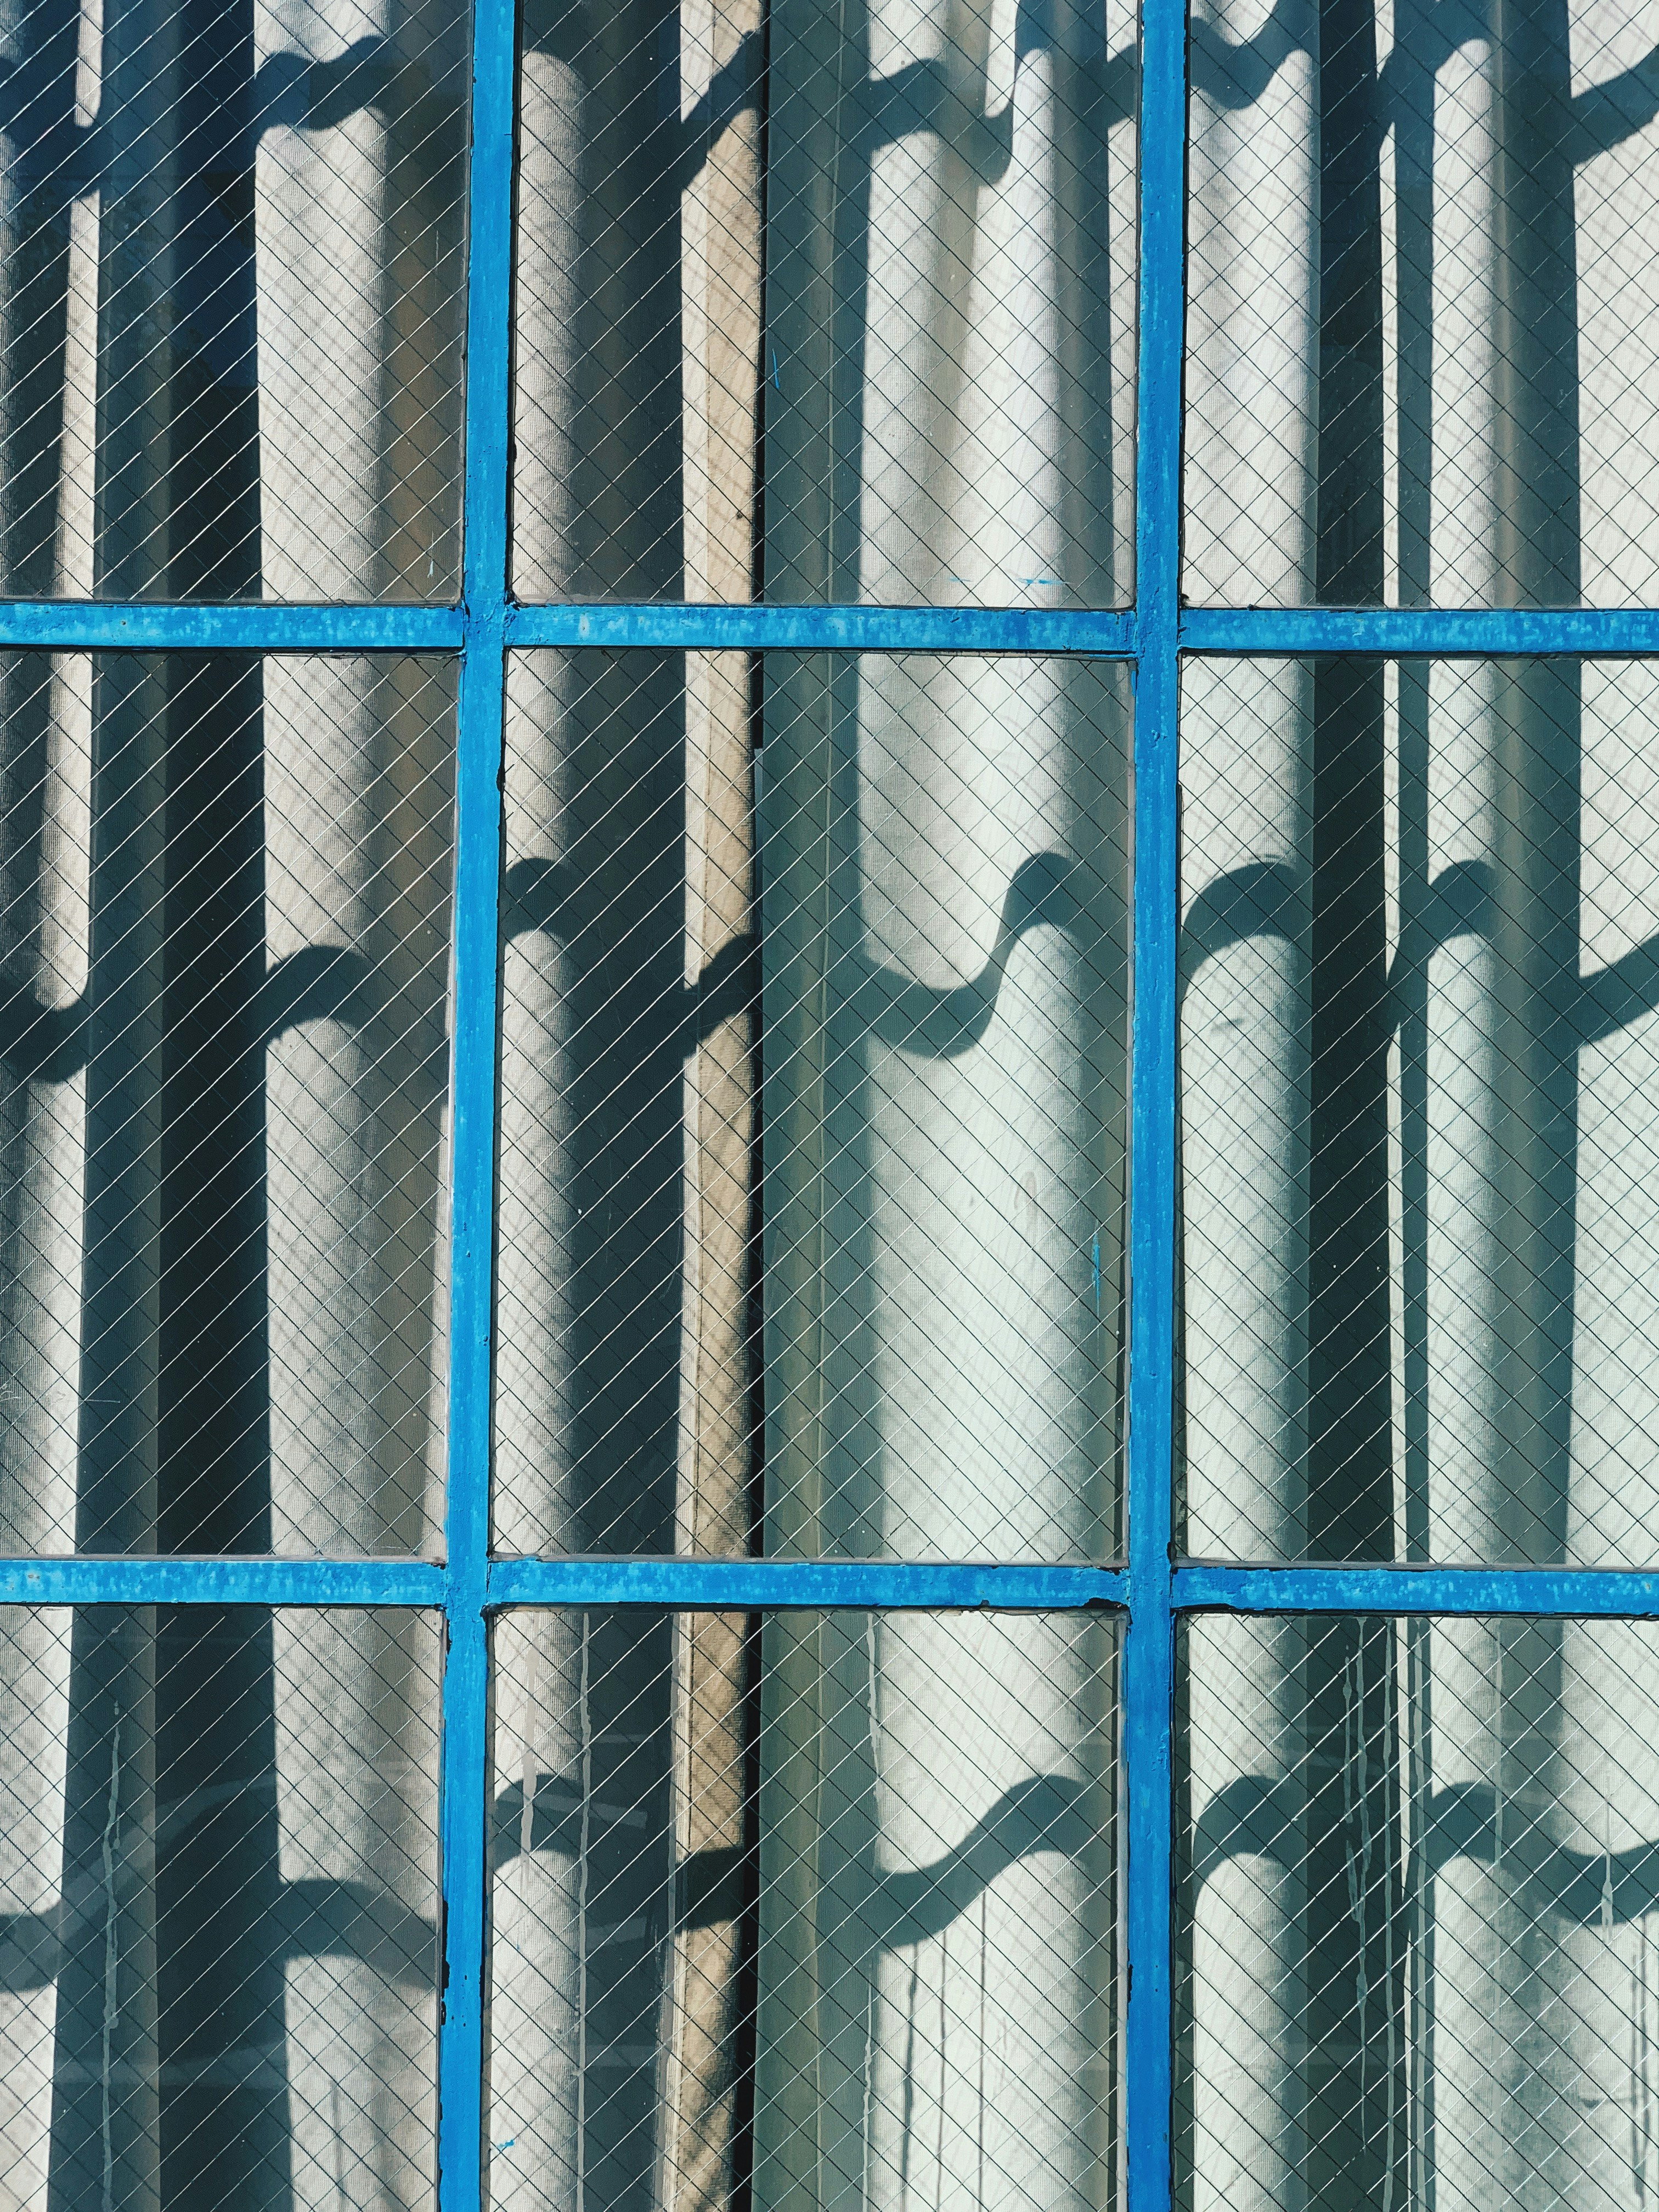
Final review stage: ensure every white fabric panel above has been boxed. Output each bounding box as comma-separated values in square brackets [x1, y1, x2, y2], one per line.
[274, 1609, 441, 2209]
[1180, 0, 1659, 2175]
[754, 1613, 1115, 2212]
[753, 5, 1131, 2199]
[488, 1612, 588, 2212]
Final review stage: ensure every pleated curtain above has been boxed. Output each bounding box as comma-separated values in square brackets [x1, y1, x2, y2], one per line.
[0, 0, 461, 2191]
[494, 2, 1133, 2209]
[1182, 0, 1659, 2201]
[752, 11, 1133, 2191]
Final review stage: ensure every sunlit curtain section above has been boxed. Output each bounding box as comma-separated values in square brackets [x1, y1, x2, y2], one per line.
[763, 0, 1135, 606]
[485, 1612, 1118, 2212]
[0, 0, 462, 603]
[500, 0, 771, 2180]
[1184, 0, 1659, 607]
[754, 1611, 1116, 2212]
[1182, 1613, 1659, 2212]
[744, 15, 1134, 2190]
[253, 0, 466, 601]
[511, 0, 1135, 606]
[760, 652, 1128, 1562]
[752, 647, 1126, 2203]
[1178, 646, 1659, 2211]
[1180, 0, 1659, 2183]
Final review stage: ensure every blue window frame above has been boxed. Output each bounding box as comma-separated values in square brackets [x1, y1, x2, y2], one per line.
[5, 0, 1659, 2202]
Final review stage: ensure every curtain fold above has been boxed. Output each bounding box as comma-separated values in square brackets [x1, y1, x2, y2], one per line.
[1182, 0, 1659, 2192]
[0, 0, 461, 2119]
[753, 6, 1132, 2191]
[496, 0, 1133, 2201]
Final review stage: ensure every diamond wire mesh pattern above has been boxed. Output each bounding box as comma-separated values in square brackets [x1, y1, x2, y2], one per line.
[0, 650, 455, 1555]
[494, 647, 1130, 1559]
[1182, 0, 1659, 608]
[0, 0, 466, 605]
[20, 0, 1659, 2203]
[1179, 1610, 1659, 2212]
[0, 1602, 440, 2211]
[488, 1606, 1119, 2212]
[1180, 654, 1659, 1566]
[509, 0, 1137, 607]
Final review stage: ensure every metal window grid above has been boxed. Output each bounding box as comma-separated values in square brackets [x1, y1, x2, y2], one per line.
[2, 0, 1657, 2202]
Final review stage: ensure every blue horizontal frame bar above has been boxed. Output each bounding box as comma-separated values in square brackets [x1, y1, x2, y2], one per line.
[20, 599, 1659, 660]
[18, 1555, 1659, 1617]
[0, 1556, 445, 1605]
[0, 602, 465, 651]
[1181, 607, 1659, 657]
[22, 1556, 1659, 1616]
[506, 602, 1137, 656]
[486, 1558, 1128, 1610]
[1175, 1562, 1659, 1615]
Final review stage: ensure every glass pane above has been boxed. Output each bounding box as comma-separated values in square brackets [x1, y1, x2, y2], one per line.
[1180, 1611, 1659, 2212]
[495, 650, 1128, 1558]
[489, 1607, 1118, 2212]
[0, 0, 465, 602]
[0, 652, 454, 1554]
[510, 0, 1137, 606]
[0, 1604, 440, 2208]
[1180, 656, 1659, 1564]
[1183, 0, 1657, 607]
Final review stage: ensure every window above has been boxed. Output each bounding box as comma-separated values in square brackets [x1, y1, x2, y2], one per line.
[0, 0, 1656, 2205]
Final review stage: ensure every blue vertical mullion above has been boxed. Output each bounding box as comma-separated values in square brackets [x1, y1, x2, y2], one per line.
[438, 0, 515, 2197]
[1123, 0, 1187, 2202]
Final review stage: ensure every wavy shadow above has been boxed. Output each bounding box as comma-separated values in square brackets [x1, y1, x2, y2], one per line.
[1198, 0, 1659, 172]
[507, 848, 1085, 1063]
[1382, 857, 1494, 1008]
[1179, 860, 1306, 994]
[852, 26, 1135, 187]
[248, 37, 450, 138]
[0, 35, 462, 206]
[273, 1876, 438, 1987]
[1571, 48, 1659, 160]
[847, 850, 1088, 1059]
[0, 1876, 437, 1995]
[871, 1773, 1095, 1944]
[0, 987, 87, 1084]
[0, 941, 441, 1088]
[257, 944, 379, 1043]
[1133, 848, 1659, 1066]
[495, 1768, 1093, 1949]
[1196, 1775, 1659, 1927]
[0, 1909, 61, 1995]
[520, 0, 1130, 213]
[1373, 0, 1490, 135]
[493, 1770, 653, 1869]
[1189, 0, 1316, 110]
[504, 855, 757, 1053]
[1574, 935, 1659, 1048]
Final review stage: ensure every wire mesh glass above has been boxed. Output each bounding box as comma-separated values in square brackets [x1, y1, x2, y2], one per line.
[0, 1601, 441, 2210]
[487, 1605, 1119, 2212]
[1182, 0, 1659, 608]
[510, 0, 1138, 606]
[494, 648, 1129, 1558]
[1180, 654, 1659, 1565]
[0, 0, 466, 603]
[0, 651, 455, 1555]
[20, 0, 1659, 2205]
[1178, 1609, 1659, 2212]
